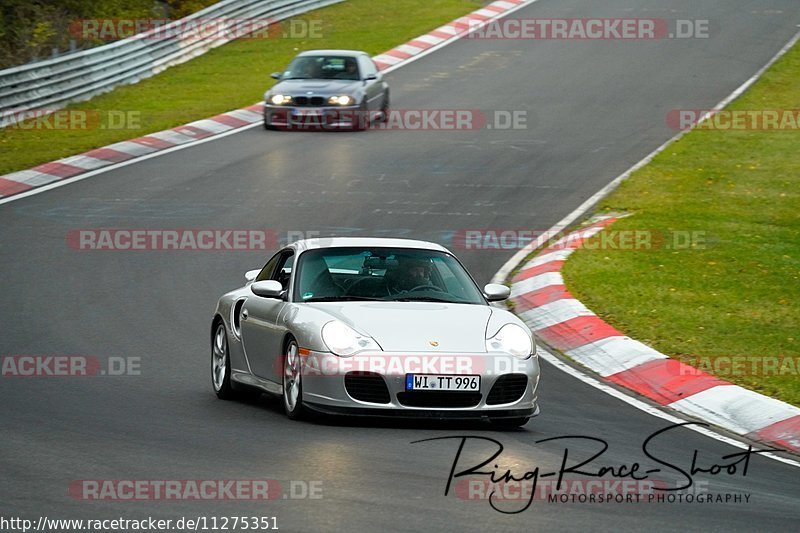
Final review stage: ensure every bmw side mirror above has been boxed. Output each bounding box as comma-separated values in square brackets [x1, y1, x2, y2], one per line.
[251, 280, 286, 299]
[365, 73, 378, 81]
[271, 72, 282, 80]
[483, 283, 511, 302]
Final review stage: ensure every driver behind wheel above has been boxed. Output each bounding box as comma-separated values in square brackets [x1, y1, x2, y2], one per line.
[387, 256, 433, 293]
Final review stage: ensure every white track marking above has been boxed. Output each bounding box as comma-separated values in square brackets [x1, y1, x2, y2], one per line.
[1, 169, 61, 187]
[510, 272, 564, 296]
[105, 140, 158, 156]
[59, 155, 113, 170]
[669, 386, 800, 435]
[521, 249, 575, 269]
[518, 298, 594, 330]
[565, 337, 667, 377]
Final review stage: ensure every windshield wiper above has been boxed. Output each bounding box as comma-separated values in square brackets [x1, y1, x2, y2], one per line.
[389, 296, 464, 303]
[303, 296, 386, 302]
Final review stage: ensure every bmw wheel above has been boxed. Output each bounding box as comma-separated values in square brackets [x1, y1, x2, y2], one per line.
[379, 91, 390, 123]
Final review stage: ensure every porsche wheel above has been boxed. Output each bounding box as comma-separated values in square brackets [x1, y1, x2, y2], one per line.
[283, 338, 305, 420]
[212, 321, 235, 399]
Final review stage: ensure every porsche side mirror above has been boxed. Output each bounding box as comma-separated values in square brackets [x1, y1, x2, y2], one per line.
[271, 72, 282, 80]
[365, 73, 378, 81]
[483, 283, 511, 302]
[251, 280, 286, 299]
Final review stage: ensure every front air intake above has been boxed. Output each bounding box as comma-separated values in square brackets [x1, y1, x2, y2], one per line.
[344, 372, 391, 404]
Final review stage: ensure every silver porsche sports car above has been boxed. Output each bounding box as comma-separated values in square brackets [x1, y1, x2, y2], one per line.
[210, 238, 540, 427]
[262, 50, 389, 130]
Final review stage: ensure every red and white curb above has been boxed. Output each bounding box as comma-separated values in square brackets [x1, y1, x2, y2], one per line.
[510, 215, 800, 454]
[0, 0, 533, 201]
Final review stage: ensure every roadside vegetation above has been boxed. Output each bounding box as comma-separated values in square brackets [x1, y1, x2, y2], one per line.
[0, 0, 219, 69]
[0, 0, 480, 175]
[562, 43, 800, 406]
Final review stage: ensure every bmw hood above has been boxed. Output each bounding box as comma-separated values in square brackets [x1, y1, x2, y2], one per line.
[269, 79, 361, 98]
[316, 302, 493, 353]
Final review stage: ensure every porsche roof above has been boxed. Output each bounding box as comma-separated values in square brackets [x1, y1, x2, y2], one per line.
[289, 237, 449, 253]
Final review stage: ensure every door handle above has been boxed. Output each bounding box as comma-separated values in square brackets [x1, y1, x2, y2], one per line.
[241, 308, 248, 321]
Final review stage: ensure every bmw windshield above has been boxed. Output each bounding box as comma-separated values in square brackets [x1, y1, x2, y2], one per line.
[281, 55, 361, 81]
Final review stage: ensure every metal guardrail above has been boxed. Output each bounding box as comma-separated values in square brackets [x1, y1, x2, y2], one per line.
[0, 0, 344, 127]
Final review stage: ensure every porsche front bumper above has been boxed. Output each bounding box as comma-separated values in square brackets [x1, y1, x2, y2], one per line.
[298, 350, 540, 419]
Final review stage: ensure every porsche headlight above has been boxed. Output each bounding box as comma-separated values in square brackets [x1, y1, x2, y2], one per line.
[269, 94, 293, 105]
[328, 95, 354, 106]
[321, 321, 380, 356]
[486, 324, 534, 359]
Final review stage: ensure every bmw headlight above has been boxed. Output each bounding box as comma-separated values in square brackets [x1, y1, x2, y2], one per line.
[328, 95, 355, 106]
[486, 324, 534, 359]
[322, 321, 380, 356]
[269, 94, 293, 105]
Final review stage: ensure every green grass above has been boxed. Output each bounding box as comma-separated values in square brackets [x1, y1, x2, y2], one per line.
[0, 0, 481, 175]
[561, 43, 800, 406]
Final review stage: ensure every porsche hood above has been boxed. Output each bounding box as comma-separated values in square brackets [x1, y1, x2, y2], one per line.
[313, 302, 493, 353]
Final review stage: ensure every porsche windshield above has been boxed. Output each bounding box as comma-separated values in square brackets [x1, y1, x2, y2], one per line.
[295, 248, 486, 304]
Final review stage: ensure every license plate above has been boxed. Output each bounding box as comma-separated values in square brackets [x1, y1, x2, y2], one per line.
[290, 109, 325, 127]
[291, 109, 321, 118]
[405, 374, 480, 392]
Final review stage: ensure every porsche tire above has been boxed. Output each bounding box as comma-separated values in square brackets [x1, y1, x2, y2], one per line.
[212, 321, 236, 400]
[283, 337, 306, 420]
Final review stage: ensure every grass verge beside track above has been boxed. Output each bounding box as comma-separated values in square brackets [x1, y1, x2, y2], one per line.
[562, 42, 800, 406]
[0, 0, 480, 175]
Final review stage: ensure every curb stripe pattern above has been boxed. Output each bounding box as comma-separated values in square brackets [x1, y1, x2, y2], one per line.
[0, 0, 527, 200]
[510, 215, 800, 454]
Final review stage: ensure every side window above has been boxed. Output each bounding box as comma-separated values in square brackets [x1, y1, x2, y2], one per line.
[256, 252, 282, 282]
[272, 252, 295, 290]
[360, 56, 378, 78]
